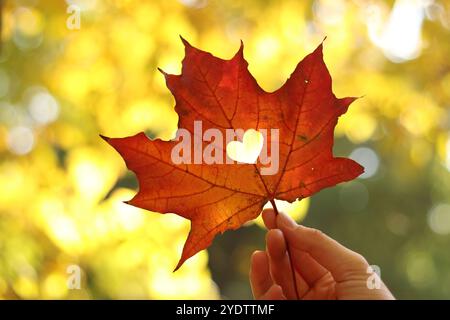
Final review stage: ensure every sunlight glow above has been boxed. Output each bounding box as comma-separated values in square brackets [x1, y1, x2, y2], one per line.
[366, 0, 426, 62]
[257, 198, 310, 227]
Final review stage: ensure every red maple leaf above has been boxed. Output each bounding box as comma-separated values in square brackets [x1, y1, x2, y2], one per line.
[101, 38, 363, 271]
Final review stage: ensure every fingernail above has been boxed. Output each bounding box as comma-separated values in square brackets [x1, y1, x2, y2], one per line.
[277, 212, 297, 229]
[251, 250, 262, 257]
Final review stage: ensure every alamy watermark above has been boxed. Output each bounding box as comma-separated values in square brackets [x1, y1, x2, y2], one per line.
[366, 265, 382, 290]
[66, 264, 82, 290]
[171, 121, 280, 175]
[66, 5, 81, 30]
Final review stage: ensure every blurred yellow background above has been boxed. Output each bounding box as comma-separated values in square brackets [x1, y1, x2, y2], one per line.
[0, 0, 449, 299]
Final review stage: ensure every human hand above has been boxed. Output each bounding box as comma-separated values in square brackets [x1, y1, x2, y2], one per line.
[249, 209, 395, 300]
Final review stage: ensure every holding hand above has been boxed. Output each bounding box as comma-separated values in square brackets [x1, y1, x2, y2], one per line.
[249, 209, 395, 300]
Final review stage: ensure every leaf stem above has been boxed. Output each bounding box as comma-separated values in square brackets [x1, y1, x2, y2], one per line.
[269, 199, 300, 300]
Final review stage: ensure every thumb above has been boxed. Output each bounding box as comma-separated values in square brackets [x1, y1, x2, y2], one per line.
[276, 212, 369, 282]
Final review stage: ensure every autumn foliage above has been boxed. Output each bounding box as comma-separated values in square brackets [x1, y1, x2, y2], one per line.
[102, 38, 363, 271]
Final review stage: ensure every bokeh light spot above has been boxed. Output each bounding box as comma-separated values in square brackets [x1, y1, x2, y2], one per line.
[428, 204, 450, 235]
[28, 90, 60, 125]
[6, 126, 35, 155]
[404, 250, 436, 289]
[366, 0, 425, 62]
[350, 147, 379, 179]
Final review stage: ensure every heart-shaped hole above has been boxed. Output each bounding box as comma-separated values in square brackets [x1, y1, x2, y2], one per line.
[226, 129, 264, 164]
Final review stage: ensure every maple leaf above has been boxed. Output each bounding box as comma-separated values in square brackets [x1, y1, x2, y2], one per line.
[101, 37, 364, 271]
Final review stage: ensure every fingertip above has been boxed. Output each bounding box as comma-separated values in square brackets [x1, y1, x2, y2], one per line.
[251, 250, 263, 257]
[262, 209, 277, 229]
[251, 250, 267, 264]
